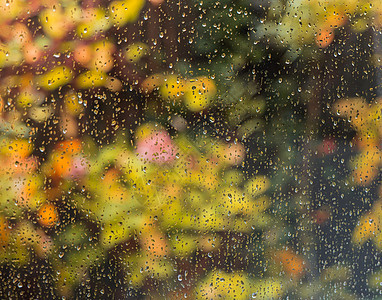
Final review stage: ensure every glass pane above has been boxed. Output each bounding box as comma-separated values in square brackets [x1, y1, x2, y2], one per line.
[0, 0, 381, 298]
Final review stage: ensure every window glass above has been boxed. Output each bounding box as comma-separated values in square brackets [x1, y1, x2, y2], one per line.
[0, 0, 381, 298]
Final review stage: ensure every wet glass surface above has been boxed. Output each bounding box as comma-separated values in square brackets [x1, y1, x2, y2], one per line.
[0, 0, 381, 299]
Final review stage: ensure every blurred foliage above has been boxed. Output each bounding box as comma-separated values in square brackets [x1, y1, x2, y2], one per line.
[0, 0, 380, 298]
[333, 96, 382, 293]
[259, 0, 382, 53]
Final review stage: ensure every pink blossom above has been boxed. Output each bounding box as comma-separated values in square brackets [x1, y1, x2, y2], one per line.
[65, 155, 89, 179]
[136, 130, 177, 164]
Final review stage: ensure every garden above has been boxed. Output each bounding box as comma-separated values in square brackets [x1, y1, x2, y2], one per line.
[0, 0, 381, 298]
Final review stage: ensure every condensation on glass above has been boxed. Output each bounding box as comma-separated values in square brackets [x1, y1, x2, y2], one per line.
[0, 0, 380, 298]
